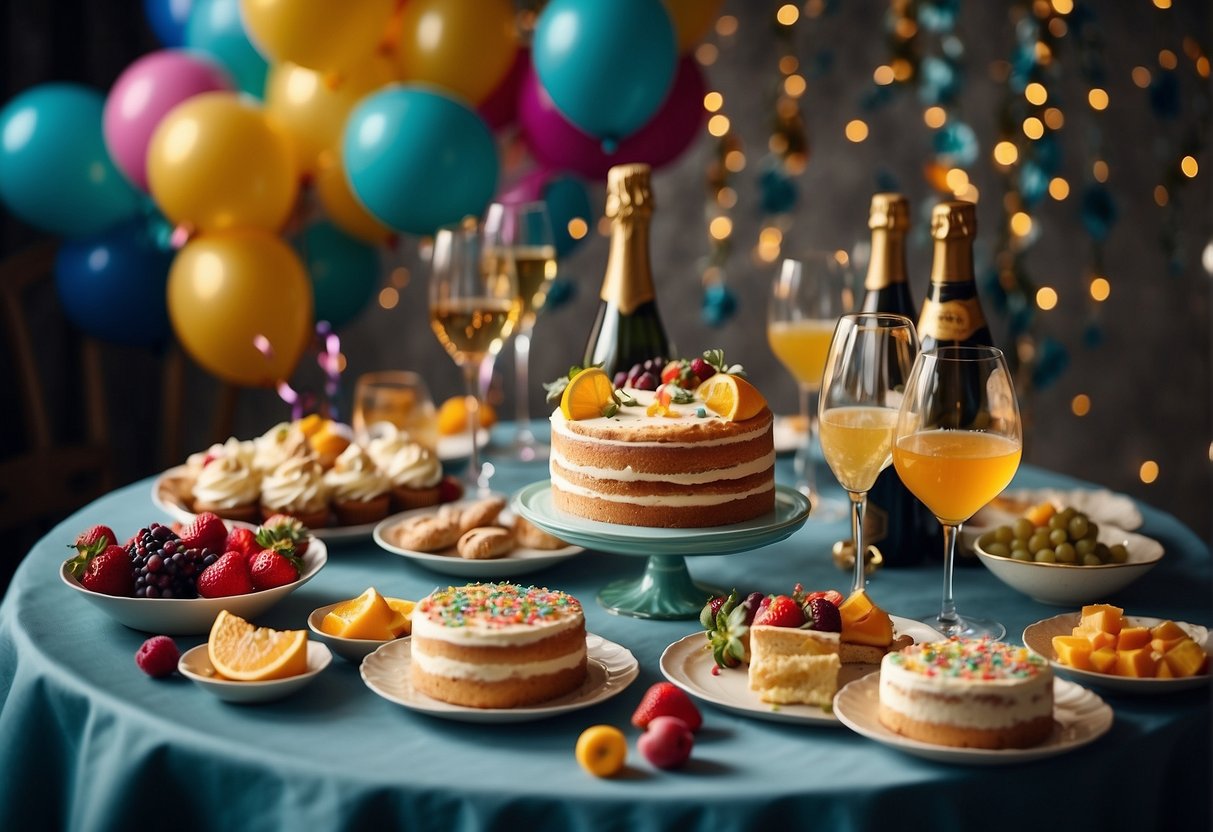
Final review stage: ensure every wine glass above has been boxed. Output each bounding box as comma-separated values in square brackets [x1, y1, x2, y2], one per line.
[893, 346, 1022, 639]
[350, 371, 438, 450]
[483, 201, 557, 461]
[819, 313, 919, 595]
[428, 218, 521, 493]
[767, 254, 853, 518]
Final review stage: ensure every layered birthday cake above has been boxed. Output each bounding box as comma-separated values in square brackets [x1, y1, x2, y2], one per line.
[409, 583, 588, 708]
[878, 639, 1054, 749]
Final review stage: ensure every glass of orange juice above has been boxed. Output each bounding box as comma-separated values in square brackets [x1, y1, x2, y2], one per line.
[351, 371, 439, 451]
[768, 253, 854, 518]
[893, 346, 1022, 638]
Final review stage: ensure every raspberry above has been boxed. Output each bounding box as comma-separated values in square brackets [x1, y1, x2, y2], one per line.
[135, 636, 180, 678]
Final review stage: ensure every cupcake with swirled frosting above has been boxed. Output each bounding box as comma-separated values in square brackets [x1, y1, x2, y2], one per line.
[324, 443, 391, 525]
[368, 426, 443, 510]
[252, 422, 309, 475]
[191, 438, 261, 522]
[260, 455, 331, 528]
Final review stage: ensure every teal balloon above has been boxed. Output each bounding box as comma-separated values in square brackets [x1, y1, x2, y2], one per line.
[186, 0, 268, 98]
[343, 86, 498, 236]
[543, 175, 591, 259]
[295, 221, 380, 330]
[0, 84, 142, 238]
[533, 0, 676, 144]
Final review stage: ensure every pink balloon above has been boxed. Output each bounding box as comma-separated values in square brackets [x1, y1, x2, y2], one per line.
[478, 49, 529, 132]
[519, 55, 705, 180]
[103, 50, 233, 190]
[496, 167, 549, 204]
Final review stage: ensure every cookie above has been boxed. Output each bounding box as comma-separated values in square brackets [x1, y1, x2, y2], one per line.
[457, 526, 514, 560]
[392, 511, 463, 552]
[514, 516, 567, 550]
[457, 497, 506, 533]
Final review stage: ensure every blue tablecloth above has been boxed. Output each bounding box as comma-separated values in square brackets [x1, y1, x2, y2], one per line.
[2, 434, 1210, 832]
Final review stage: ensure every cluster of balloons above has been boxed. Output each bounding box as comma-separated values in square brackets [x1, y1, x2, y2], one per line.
[0, 0, 722, 387]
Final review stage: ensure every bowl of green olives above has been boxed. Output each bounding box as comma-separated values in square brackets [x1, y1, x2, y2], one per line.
[973, 506, 1165, 606]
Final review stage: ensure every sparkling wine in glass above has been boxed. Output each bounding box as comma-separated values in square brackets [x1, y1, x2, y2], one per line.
[484, 201, 557, 461]
[893, 345, 1022, 638]
[428, 218, 520, 493]
[818, 313, 919, 594]
[768, 254, 853, 518]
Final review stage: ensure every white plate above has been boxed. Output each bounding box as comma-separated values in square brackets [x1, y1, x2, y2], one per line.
[152, 466, 380, 543]
[178, 642, 331, 704]
[659, 616, 944, 726]
[360, 633, 638, 723]
[60, 537, 327, 635]
[833, 674, 1113, 764]
[1023, 613, 1211, 694]
[436, 429, 490, 461]
[773, 415, 808, 455]
[372, 499, 584, 578]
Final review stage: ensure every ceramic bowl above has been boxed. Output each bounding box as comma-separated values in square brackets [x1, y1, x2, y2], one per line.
[974, 526, 1163, 606]
[60, 537, 327, 635]
[307, 602, 406, 663]
[177, 642, 331, 703]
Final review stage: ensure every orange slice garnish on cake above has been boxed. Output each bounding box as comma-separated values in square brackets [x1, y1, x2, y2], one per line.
[561, 368, 616, 420]
[208, 610, 309, 682]
[696, 373, 766, 421]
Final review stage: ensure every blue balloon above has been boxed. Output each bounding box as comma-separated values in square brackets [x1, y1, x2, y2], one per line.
[0, 84, 142, 238]
[144, 0, 193, 47]
[532, 0, 677, 146]
[186, 0, 268, 98]
[294, 221, 381, 330]
[343, 86, 498, 236]
[53, 217, 174, 346]
[542, 175, 592, 259]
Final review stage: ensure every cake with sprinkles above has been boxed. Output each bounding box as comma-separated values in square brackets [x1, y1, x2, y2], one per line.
[409, 582, 588, 708]
[878, 638, 1054, 749]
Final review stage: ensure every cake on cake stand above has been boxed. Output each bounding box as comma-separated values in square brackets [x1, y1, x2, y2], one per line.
[512, 482, 811, 620]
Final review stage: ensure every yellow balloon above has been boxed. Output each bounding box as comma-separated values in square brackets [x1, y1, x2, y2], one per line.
[393, 0, 517, 105]
[241, 0, 396, 73]
[314, 152, 393, 245]
[168, 229, 314, 387]
[664, 0, 725, 53]
[148, 92, 298, 233]
[265, 55, 396, 174]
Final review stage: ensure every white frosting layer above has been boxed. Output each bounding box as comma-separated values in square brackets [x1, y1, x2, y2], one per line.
[550, 472, 773, 506]
[410, 609, 580, 647]
[549, 388, 769, 448]
[551, 447, 775, 484]
[411, 648, 585, 682]
[878, 659, 1053, 729]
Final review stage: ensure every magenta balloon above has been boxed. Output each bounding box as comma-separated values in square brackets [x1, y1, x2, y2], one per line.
[103, 49, 233, 190]
[519, 55, 705, 180]
[478, 49, 529, 132]
[496, 167, 548, 205]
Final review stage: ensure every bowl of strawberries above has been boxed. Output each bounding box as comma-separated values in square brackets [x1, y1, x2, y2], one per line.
[59, 513, 327, 635]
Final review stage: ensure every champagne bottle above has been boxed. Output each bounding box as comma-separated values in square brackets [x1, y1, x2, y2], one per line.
[844, 194, 939, 568]
[918, 200, 994, 351]
[583, 163, 673, 379]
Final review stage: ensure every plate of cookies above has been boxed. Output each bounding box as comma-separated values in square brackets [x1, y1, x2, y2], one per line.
[372, 495, 585, 577]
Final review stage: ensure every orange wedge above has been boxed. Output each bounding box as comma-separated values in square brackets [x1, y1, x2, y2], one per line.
[697, 373, 767, 421]
[438, 396, 497, 435]
[295, 413, 325, 438]
[385, 597, 415, 637]
[208, 610, 309, 682]
[321, 587, 397, 640]
[560, 368, 616, 421]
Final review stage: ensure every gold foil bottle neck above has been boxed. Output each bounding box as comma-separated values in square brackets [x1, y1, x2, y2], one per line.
[869, 193, 910, 231]
[605, 163, 653, 222]
[930, 200, 976, 240]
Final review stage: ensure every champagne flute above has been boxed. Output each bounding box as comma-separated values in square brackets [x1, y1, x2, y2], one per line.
[893, 346, 1022, 638]
[819, 313, 919, 595]
[767, 254, 853, 518]
[483, 201, 558, 461]
[428, 218, 521, 493]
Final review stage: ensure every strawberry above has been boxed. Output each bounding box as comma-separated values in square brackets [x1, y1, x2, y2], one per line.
[197, 552, 254, 598]
[631, 682, 703, 732]
[224, 527, 260, 560]
[804, 589, 845, 608]
[256, 514, 309, 558]
[249, 548, 301, 590]
[753, 594, 805, 628]
[660, 360, 684, 385]
[70, 525, 116, 553]
[68, 543, 134, 597]
[135, 636, 180, 678]
[179, 512, 228, 552]
[805, 598, 842, 633]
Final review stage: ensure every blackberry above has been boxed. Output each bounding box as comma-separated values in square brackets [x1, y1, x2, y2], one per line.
[127, 522, 220, 599]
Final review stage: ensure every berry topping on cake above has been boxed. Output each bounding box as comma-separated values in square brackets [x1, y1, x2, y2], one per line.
[701, 590, 762, 668]
[753, 594, 806, 628]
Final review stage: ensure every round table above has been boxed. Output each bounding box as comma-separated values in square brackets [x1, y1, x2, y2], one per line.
[2, 438, 1209, 832]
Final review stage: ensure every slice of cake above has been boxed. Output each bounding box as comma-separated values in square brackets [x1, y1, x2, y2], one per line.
[409, 583, 588, 709]
[878, 638, 1054, 749]
[747, 625, 841, 706]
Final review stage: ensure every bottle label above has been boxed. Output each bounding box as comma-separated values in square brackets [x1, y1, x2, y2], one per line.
[919, 297, 985, 341]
